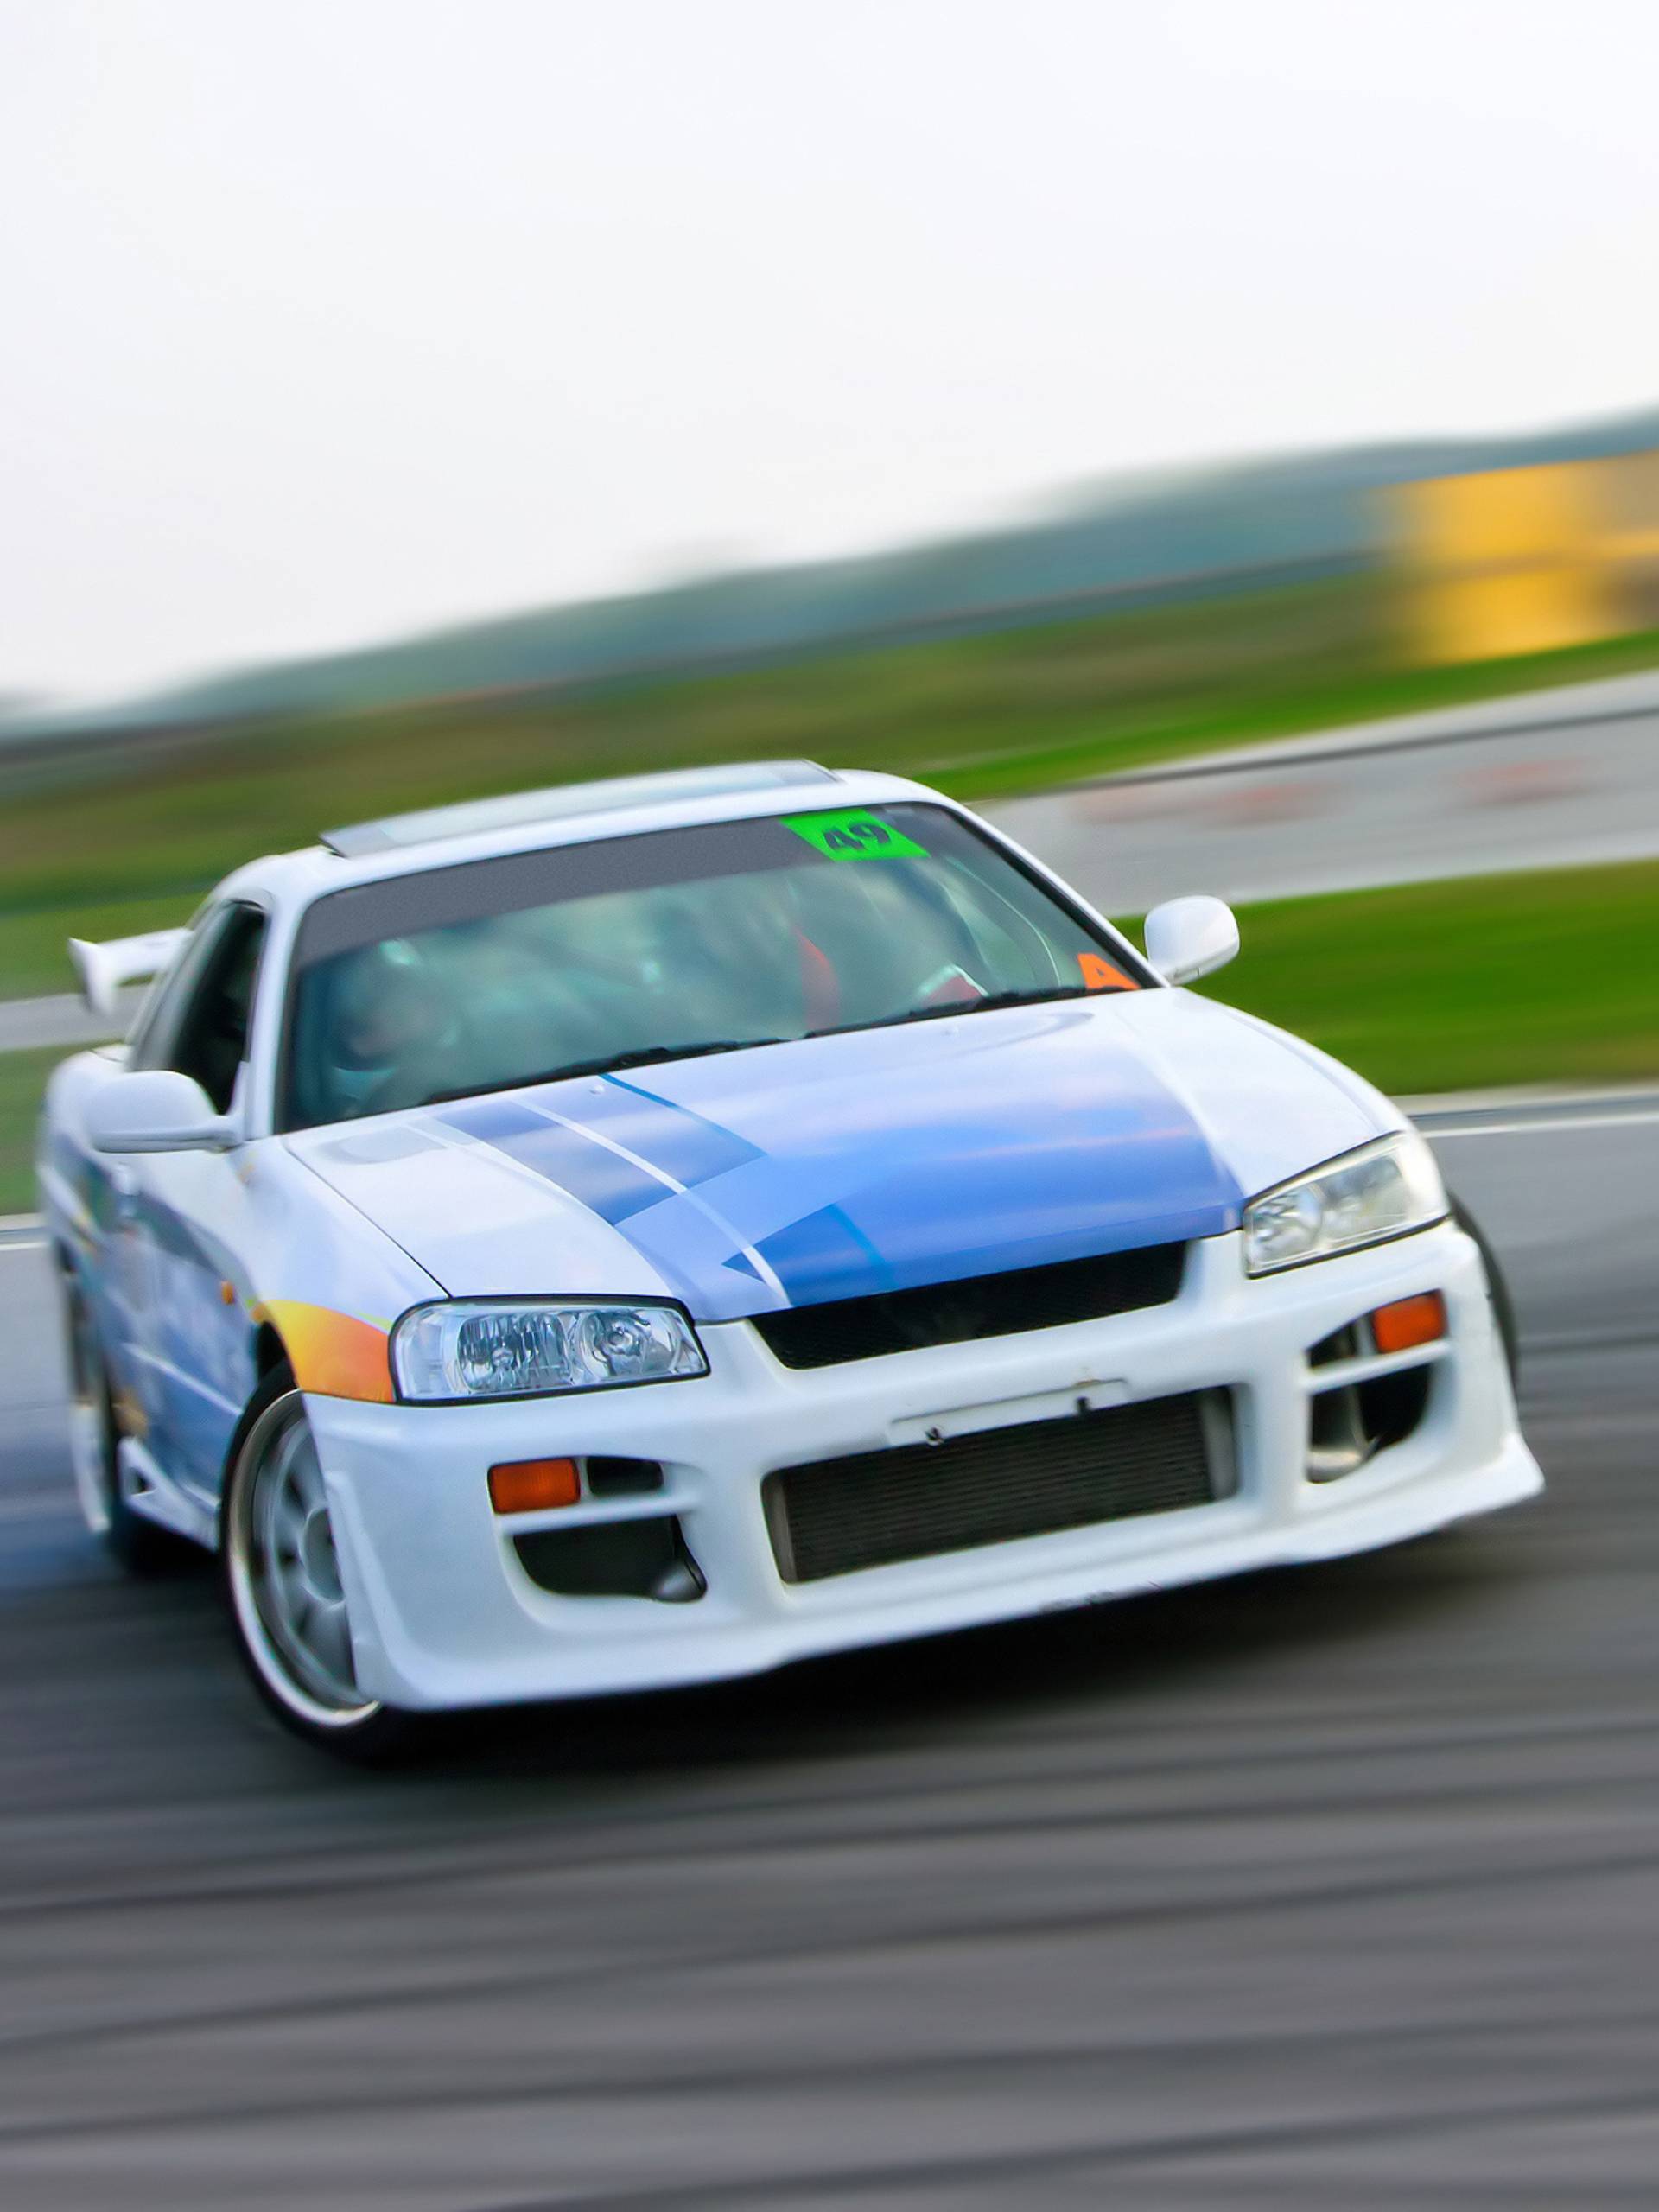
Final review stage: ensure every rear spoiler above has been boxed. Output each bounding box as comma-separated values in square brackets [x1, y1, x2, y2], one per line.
[67, 929, 189, 1022]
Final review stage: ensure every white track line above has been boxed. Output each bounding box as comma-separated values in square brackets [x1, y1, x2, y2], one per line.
[1428, 1110, 1659, 1139]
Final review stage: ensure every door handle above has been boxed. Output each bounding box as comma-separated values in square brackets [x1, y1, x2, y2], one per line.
[109, 1164, 139, 1220]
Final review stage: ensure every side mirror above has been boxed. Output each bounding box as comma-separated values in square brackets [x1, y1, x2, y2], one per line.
[84, 1069, 239, 1155]
[1144, 895, 1239, 986]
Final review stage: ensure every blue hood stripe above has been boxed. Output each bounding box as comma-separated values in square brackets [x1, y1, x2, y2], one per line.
[598, 1076, 764, 1183]
[755, 1205, 898, 1304]
[439, 1008, 1248, 1316]
[442, 1098, 671, 1226]
[443, 1092, 780, 1317]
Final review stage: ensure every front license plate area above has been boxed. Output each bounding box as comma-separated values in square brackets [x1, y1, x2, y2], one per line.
[765, 1388, 1233, 1584]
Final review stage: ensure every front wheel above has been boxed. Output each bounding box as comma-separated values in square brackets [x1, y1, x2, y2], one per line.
[220, 1370, 422, 1761]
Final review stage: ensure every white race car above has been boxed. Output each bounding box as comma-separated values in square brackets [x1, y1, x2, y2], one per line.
[39, 761, 1540, 1755]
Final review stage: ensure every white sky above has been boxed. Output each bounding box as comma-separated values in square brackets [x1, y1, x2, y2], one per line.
[2, 0, 1656, 702]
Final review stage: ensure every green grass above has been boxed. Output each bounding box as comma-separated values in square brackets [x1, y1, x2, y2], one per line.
[6, 567, 1659, 1001]
[0, 1047, 58, 1217]
[1183, 858, 1659, 1096]
[0, 891, 207, 1002]
[3, 859, 1655, 1215]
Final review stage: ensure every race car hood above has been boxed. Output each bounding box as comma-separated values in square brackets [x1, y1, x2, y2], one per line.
[285, 988, 1399, 1321]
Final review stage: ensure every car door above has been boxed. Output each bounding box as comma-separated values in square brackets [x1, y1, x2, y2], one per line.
[118, 900, 270, 1510]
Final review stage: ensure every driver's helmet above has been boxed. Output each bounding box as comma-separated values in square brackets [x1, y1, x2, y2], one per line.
[327, 938, 443, 1113]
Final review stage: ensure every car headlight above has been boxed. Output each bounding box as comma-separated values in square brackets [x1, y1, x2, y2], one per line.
[391, 1300, 709, 1402]
[1242, 1132, 1447, 1275]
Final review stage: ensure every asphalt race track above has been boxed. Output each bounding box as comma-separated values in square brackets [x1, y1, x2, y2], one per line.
[0, 1100, 1655, 2208]
[988, 688, 1659, 914]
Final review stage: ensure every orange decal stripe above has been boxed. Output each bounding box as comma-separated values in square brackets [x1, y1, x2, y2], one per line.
[259, 1300, 395, 1404]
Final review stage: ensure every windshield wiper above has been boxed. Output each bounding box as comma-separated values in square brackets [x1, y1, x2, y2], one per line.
[800, 982, 1100, 1043]
[938, 984, 1096, 1016]
[418, 1036, 791, 1107]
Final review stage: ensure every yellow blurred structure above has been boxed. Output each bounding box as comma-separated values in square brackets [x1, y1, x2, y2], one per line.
[1395, 449, 1659, 664]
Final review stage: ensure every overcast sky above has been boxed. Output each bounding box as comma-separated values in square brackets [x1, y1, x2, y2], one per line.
[2, 0, 1656, 703]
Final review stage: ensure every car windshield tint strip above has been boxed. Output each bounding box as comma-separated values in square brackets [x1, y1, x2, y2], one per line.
[781, 809, 930, 861]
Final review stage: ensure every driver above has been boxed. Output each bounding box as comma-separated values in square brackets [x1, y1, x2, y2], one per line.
[326, 938, 460, 1116]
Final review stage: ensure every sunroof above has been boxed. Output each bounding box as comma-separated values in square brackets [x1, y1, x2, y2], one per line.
[321, 760, 838, 858]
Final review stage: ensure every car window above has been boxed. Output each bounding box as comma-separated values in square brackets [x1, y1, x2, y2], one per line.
[124, 904, 213, 1064]
[279, 804, 1147, 1132]
[141, 903, 267, 1114]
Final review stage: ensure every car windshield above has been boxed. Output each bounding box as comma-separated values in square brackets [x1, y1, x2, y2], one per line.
[278, 802, 1147, 1131]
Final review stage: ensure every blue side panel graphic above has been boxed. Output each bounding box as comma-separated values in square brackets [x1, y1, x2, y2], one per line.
[135, 1194, 257, 1498]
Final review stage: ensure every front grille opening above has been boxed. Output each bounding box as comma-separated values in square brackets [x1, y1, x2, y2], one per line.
[1306, 1366, 1433, 1484]
[514, 1516, 704, 1601]
[765, 1388, 1228, 1584]
[752, 1243, 1187, 1370]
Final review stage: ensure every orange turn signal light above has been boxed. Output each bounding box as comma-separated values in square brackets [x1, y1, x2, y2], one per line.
[488, 1457, 581, 1515]
[1370, 1293, 1446, 1356]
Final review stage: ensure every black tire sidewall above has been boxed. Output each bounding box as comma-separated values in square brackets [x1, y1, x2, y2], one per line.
[1451, 1196, 1521, 1387]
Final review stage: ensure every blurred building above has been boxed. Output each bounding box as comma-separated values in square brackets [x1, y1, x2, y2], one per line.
[1395, 447, 1659, 663]
[8, 408, 1658, 758]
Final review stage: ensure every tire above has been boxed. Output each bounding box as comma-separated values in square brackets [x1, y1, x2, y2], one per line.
[219, 1366, 424, 1763]
[1451, 1196, 1521, 1388]
[61, 1273, 190, 1577]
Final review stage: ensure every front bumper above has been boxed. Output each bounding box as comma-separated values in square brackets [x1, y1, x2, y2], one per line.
[309, 1221, 1541, 1711]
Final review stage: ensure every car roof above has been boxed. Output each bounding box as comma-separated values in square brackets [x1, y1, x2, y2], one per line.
[320, 760, 840, 857]
[218, 762, 956, 914]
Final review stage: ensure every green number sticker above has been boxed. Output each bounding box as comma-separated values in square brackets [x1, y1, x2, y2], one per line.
[781, 809, 930, 861]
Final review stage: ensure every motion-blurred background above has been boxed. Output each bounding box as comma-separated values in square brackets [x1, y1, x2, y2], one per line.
[3, 8, 1659, 1208]
[3, 5, 1658, 2207]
